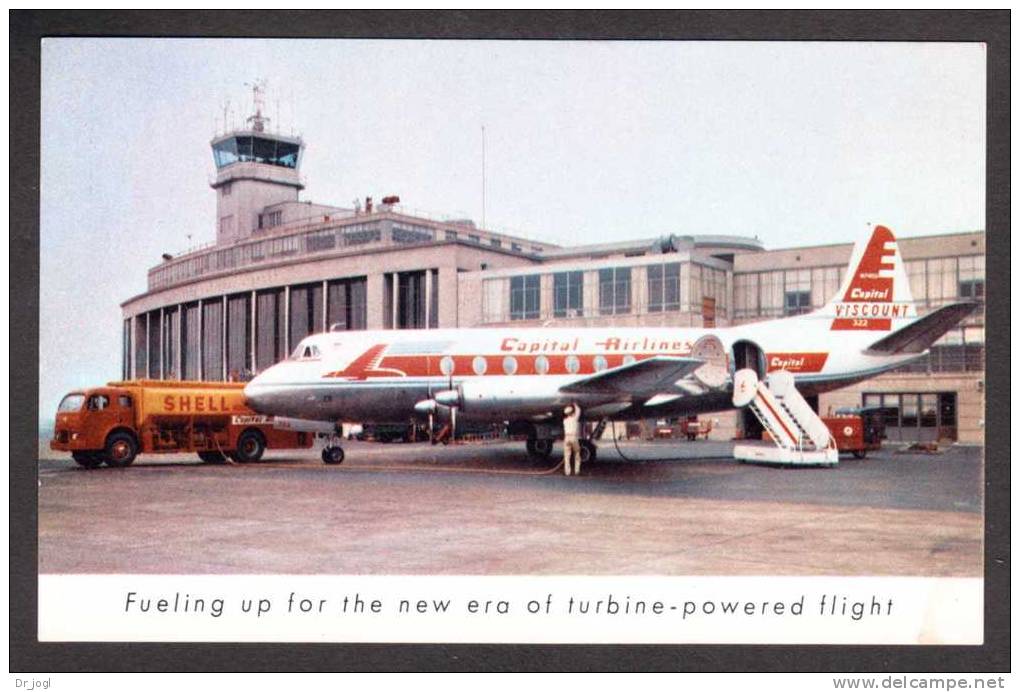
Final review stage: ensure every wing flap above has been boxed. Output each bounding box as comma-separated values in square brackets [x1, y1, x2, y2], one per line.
[559, 356, 703, 396]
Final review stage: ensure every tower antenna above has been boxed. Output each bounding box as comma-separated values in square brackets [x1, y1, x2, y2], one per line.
[244, 78, 270, 132]
[221, 98, 231, 135]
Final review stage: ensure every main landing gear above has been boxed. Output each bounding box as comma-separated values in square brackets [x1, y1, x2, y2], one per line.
[525, 438, 554, 459]
[577, 419, 607, 464]
[321, 427, 345, 465]
[525, 419, 607, 464]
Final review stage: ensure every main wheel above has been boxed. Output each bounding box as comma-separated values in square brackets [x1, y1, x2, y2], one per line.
[322, 446, 345, 465]
[104, 432, 138, 468]
[72, 451, 103, 469]
[526, 438, 553, 459]
[233, 430, 266, 463]
[198, 451, 227, 464]
[579, 439, 597, 464]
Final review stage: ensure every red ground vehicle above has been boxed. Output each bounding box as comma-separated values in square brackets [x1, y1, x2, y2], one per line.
[50, 380, 313, 468]
[822, 407, 886, 459]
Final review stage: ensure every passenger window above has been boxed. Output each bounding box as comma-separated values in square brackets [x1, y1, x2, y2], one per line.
[118, 395, 132, 408]
[88, 395, 110, 411]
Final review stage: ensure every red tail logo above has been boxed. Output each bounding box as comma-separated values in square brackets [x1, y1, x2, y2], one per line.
[831, 225, 907, 331]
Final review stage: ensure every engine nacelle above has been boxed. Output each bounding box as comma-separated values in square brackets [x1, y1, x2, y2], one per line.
[454, 379, 567, 419]
[690, 335, 729, 388]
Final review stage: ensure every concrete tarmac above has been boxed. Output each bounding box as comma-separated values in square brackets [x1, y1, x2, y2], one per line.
[37, 439, 982, 576]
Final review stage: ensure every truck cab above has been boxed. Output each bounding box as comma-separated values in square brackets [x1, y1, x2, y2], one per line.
[52, 386, 138, 468]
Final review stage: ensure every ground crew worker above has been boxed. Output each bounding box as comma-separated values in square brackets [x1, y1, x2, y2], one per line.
[563, 403, 582, 476]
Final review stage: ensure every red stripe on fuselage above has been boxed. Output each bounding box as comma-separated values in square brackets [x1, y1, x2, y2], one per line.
[323, 349, 678, 379]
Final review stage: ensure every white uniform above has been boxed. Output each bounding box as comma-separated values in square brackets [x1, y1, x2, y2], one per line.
[563, 405, 582, 476]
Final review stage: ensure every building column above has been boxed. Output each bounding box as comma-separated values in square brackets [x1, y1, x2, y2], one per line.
[391, 273, 399, 329]
[197, 298, 204, 381]
[283, 286, 291, 354]
[176, 304, 183, 380]
[159, 307, 165, 379]
[130, 315, 136, 379]
[322, 280, 328, 332]
[366, 274, 385, 330]
[250, 290, 257, 374]
[222, 294, 228, 381]
[145, 312, 151, 379]
[438, 266, 458, 328]
[424, 269, 433, 330]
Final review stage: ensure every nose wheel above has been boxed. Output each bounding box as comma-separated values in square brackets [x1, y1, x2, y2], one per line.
[322, 445, 345, 465]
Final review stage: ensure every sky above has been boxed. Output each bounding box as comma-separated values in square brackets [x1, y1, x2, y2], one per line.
[38, 38, 986, 423]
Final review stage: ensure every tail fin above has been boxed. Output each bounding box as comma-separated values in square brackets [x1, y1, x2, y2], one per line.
[818, 225, 917, 332]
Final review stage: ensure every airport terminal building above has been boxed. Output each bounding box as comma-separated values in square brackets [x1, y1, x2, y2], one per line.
[121, 112, 986, 444]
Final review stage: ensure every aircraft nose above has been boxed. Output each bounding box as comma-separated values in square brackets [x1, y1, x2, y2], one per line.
[243, 375, 276, 414]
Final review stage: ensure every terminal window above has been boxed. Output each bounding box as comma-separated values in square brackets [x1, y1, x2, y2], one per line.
[510, 275, 540, 321]
[648, 263, 681, 313]
[599, 267, 631, 316]
[784, 290, 812, 316]
[959, 278, 984, 301]
[327, 278, 368, 331]
[553, 271, 584, 318]
[862, 392, 958, 442]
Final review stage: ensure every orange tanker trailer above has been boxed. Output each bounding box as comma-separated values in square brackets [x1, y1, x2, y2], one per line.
[50, 380, 313, 468]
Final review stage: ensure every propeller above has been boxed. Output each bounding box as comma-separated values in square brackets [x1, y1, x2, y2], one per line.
[416, 356, 459, 444]
[444, 356, 457, 442]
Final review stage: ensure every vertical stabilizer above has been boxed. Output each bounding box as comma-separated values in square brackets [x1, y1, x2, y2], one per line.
[819, 225, 917, 332]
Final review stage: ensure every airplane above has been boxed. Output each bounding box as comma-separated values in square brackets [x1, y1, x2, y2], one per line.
[244, 225, 978, 465]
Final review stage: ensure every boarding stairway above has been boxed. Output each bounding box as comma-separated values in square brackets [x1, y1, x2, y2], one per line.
[731, 369, 838, 467]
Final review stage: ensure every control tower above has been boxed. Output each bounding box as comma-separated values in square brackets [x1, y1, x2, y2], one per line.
[210, 81, 305, 244]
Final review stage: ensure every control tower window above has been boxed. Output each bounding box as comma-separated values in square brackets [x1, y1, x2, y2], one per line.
[213, 136, 300, 170]
[213, 138, 239, 168]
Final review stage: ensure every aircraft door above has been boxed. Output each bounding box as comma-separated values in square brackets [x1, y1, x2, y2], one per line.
[731, 339, 766, 378]
[730, 340, 766, 440]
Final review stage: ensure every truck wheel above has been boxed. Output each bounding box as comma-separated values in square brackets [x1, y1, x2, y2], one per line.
[234, 430, 265, 463]
[104, 432, 138, 467]
[198, 451, 227, 464]
[322, 447, 345, 465]
[72, 452, 103, 469]
[852, 450, 867, 459]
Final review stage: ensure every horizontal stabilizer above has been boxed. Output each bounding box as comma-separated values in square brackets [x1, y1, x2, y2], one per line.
[865, 302, 979, 355]
[559, 356, 703, 397]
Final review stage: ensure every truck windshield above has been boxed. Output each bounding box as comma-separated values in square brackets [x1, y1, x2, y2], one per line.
[58, 394, 85, 412]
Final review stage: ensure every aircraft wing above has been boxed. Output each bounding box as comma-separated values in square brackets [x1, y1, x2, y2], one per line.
[559, 356, 704, 397]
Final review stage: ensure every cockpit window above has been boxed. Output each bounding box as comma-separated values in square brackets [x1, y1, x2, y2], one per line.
[290, 342, 322, 360]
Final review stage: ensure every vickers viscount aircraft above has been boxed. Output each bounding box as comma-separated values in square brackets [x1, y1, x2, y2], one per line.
[244, 226, 977, 464]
